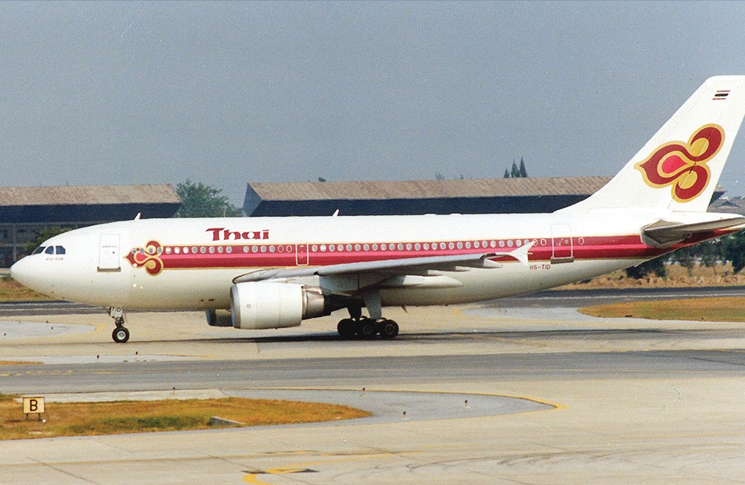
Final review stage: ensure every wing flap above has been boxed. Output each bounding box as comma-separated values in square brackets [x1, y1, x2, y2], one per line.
[233, 242, 533, 284]
[378, 274, 464, 289]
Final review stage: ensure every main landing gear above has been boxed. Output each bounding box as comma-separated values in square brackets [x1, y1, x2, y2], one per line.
[336, 292, 400, 339]
[109, 307, 130, 343]
[337, 317, 400, 339]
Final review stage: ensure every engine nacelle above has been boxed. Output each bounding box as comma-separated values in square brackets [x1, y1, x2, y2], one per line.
[230, 282, 328, 330]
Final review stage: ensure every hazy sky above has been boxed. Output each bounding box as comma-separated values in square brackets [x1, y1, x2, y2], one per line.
[2, 1, 745, 205]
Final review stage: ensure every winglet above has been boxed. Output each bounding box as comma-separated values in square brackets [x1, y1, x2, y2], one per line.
[512, 242, 533, 266]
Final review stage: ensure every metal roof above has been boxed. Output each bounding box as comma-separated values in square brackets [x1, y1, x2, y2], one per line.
[0, 184, 181, 206]
[248, 176, 613, 201]
[709, 196, 745, 215]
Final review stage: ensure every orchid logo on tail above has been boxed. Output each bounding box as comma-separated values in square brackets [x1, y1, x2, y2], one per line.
[635, 124, 724, 202]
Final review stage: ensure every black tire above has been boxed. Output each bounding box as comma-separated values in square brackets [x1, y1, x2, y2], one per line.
[379, 320, 399, 339]
[112, 327, 130, 343]
[337, 319, 357, 339]
[359, 319, 378, 339]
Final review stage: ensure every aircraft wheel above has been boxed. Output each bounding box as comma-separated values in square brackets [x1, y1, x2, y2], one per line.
[112, 326, 130, 343]
[378, 319, 399, 339]
[337, 319, 356, 339]
[359, 318, 378, 339]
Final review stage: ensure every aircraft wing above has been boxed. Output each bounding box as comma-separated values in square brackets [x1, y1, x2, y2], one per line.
[642, 215, 745, 247]
[233, 242, 533, 286]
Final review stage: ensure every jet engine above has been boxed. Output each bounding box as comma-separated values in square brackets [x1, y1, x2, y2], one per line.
[230, 282, 328, 330]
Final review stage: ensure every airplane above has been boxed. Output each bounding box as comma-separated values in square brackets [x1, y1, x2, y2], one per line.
[10, 75, 745, 343]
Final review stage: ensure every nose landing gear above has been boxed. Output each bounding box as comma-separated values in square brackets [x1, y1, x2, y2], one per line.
[109, 307, 130, 343]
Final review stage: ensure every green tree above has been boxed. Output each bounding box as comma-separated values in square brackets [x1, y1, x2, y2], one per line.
[174, 180, 241, 218]
[625, 256, 667, 279]
[518, 157, 528, 177]
[22, 226, 71, 256]
[510, 160, 520, 178]
[697, 239, 724, 275]
[669, 246, 696, 277]
[723, 230, 745, 273]
[504, 158, 529, 178]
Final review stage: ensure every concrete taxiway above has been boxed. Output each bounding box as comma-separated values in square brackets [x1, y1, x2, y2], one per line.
[1, 292, 745, 484]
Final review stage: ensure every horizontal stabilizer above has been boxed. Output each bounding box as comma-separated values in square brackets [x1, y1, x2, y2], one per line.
[641, 215, 745, 247]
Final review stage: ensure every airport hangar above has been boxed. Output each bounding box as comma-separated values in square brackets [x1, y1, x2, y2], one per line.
[1, 176, 730, 267]
[0, 184, 182, 267]
[243, 176, 615, 216]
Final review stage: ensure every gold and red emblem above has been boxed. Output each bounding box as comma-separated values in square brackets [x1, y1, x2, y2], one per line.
[635, 124, 724, 202]
[125, 241, 164, 276]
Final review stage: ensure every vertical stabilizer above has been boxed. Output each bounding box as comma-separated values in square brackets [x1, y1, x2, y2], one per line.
[560, 76, 745, 214]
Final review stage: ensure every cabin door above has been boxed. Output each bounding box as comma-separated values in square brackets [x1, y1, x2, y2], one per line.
[296, 242, 309, 266]
[98, 234, 121, 272]
[550, 224, 574, 263]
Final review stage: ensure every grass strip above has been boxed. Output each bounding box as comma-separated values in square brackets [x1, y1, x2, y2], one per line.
[0, 277, 52, 301]
[0, 396, 370, 440]
[579, 296, 745, 322]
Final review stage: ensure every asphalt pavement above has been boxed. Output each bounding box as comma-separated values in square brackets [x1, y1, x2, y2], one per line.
[2, 289, 745, 484]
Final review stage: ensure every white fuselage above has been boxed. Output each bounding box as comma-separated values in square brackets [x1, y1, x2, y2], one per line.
[10, 76, 745, 341]
[10, 211, 702, 312]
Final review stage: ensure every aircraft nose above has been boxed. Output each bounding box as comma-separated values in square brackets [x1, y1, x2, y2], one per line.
[10, 256, 38, 290]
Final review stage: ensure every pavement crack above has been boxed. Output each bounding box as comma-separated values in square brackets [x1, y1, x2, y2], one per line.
[28, 458, 101, 484]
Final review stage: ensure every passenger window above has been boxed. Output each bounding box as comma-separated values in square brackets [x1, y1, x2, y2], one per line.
[56, 246, 66, 255]
[45, 246, 54, 255]
[33, 246, 45, 255]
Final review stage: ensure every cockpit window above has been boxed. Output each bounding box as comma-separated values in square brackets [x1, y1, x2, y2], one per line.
[34, 245, 66, 256]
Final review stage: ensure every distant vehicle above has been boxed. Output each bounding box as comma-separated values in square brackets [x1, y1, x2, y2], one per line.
[11, 76, 745, 342]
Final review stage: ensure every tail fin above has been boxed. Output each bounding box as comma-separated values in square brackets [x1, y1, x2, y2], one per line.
[560, 76, 745, 214]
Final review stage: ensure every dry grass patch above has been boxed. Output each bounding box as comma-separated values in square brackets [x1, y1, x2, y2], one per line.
[0, 395, 370, 440]
[561, 263, 745, 289]
[0, 277, 51, 301]
[580, 296, 745, 322]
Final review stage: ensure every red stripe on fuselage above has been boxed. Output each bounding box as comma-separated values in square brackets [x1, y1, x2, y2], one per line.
[127, 230, 734, 273]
